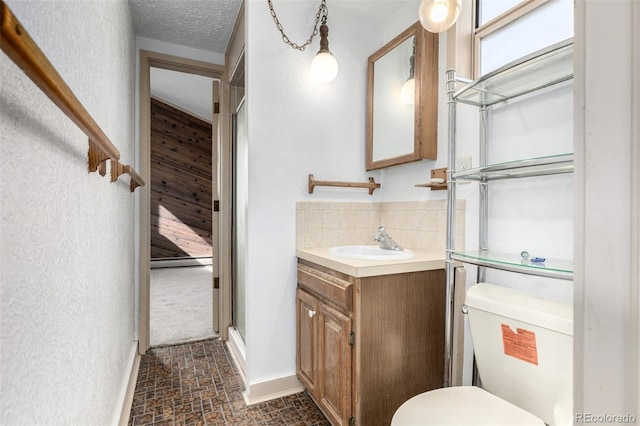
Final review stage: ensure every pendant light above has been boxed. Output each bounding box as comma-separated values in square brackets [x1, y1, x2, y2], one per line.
[310, 16, 338, 83]
[400, 37, 416, 105]
[268, 0, 338, 83]
[418, 0, 461, 33]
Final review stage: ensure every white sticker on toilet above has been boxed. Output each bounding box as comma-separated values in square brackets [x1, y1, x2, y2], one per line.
[501, 324, 538, 365]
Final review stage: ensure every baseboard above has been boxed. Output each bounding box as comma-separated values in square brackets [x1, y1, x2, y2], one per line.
[225, 327, 304, 406]
[226, 327, 246, 384]
[242, 375, 305, 406]
[116, 343, 141, 426]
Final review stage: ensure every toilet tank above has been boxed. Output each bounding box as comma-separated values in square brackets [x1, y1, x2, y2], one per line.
[466, 283, 573, 426]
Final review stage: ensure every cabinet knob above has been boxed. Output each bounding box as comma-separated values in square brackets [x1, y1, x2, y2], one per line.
[308, 309, 316, 318]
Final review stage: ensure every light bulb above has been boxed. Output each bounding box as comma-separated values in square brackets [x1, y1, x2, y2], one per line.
[401, 78, 415, 105]
[311, 51, 338, 83]
[419, 0, 461, 33]
[430, 3, 448, 23]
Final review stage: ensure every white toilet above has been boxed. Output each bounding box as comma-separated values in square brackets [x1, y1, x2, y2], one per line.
[392, 283, 573, 426]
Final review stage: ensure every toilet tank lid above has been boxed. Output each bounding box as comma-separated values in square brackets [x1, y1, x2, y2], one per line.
[466, 283, 573, 336]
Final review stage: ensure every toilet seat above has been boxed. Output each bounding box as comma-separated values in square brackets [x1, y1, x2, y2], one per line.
[391, 386, 545, 426]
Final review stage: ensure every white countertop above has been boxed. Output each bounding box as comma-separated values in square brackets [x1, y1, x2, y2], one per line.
[296, 247, 447, 278]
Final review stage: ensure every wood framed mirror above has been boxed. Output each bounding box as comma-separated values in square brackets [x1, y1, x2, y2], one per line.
[366, 22, 439, 170]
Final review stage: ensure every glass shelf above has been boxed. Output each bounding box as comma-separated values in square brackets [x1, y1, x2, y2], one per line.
[453, 38, 573, 107]
[452, 154, 573, 181]
[451, 250, 573, 280]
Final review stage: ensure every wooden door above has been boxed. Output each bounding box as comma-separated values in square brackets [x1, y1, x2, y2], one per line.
[319, 302, 352, 426]
[296, 289, 319, 396]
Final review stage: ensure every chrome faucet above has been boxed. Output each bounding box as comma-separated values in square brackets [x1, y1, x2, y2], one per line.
[374, 226, 403, 251]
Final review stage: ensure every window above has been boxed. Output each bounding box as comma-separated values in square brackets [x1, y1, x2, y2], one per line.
[478, 0, 523, 25]
[473, 0, 573, 76]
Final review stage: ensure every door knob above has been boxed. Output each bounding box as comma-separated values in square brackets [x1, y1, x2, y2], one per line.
[308, 309, 316, 318]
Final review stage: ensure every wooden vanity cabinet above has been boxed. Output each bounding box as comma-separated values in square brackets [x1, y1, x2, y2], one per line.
[296, 288, 319, 395]
[297, 262, 354, 426]
[296, 259, 445, 426]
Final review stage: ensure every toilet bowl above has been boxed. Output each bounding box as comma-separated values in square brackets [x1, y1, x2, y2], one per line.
[391, 283, 573, 426]
[392, 386, 544, 425]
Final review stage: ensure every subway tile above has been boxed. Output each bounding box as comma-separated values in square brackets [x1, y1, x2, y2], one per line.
[295, 200, 466, 251]
[369, 210, 381, 228]
[350, 202, 373, 210]
[319, 209, 337, 228]
[422, 232, 440, 253]
[321, 228, 350, 247]
[420, 210, 440, 232]
[429, 200, 447, 211]
[436, 232, 447, 253]
[405, 211, 423, 231]
[436, 210, 447, 232]
[304, 210, 322, 229]
[296, 209, 305, 230]
[349, 228, 375, 245]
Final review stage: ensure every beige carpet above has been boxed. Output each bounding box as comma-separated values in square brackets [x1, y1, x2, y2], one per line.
[150, 265, 215, 347]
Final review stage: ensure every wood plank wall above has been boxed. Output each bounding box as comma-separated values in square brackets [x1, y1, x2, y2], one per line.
[150, 98, 213, 259]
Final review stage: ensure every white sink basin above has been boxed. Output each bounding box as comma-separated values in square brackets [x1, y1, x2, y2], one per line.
[329, 245, 415, 261]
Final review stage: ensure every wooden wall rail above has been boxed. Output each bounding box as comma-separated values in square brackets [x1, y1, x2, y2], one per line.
[308, 174, 381, 195]
[0, 1, 144, 192]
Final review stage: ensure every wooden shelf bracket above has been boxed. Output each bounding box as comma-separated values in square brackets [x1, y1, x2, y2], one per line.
[415, 167, 447, 191]
[308, 174, 381, 195]
[88, 138, 110, 176]
[110, 159, 145, 192]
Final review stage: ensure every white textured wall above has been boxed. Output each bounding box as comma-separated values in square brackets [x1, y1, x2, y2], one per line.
[0, 1, 137, 424]
[244, 0, 385, 387]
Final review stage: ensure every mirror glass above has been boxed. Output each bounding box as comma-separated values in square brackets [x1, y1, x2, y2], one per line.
[366, 22, 439, 171]
[372, 36, 415, 162]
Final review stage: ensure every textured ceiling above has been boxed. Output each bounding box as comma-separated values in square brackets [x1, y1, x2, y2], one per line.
[129, 0, 243, 54]
[128, 1, 416, 55]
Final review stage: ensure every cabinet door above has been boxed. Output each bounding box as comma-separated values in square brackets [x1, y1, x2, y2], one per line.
[296, 289, 318, 395]
[318, 301, 352, 426]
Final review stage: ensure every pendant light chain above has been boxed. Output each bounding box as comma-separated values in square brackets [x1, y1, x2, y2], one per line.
[267, 0, 328, 51]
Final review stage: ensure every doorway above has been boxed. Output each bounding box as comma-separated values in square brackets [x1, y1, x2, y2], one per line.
[149, 68, 215, 347]
[138, 50, 228, 354]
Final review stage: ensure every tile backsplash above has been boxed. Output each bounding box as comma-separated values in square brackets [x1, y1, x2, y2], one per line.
[296, 200, 465, 253]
